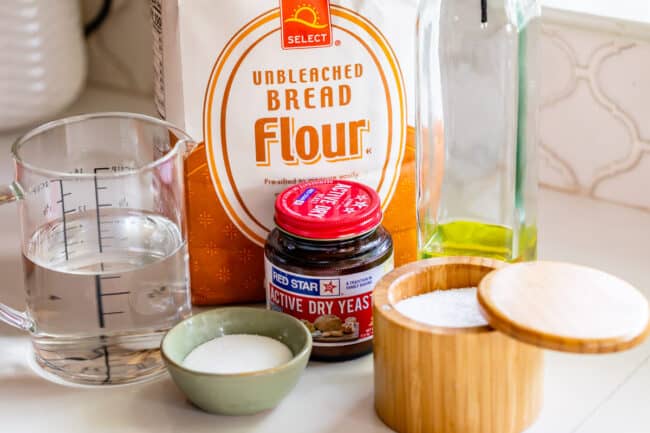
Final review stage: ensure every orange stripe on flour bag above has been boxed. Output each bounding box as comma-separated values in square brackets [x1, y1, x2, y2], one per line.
[185, 143, 266, 305]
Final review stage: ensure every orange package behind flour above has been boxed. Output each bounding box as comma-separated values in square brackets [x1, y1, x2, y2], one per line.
[152, 0, 418, 305]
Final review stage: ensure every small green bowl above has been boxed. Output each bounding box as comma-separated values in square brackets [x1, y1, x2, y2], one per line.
[161, 307, 312, 415]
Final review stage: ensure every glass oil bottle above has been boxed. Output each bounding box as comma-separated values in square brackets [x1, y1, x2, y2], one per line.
[416, 0, 541, 262]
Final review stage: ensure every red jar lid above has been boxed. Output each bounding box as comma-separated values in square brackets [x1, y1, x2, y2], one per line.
[275, 180, 383, 240]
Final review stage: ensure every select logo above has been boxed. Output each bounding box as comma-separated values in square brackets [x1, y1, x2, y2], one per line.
[280, 0, 333, 50]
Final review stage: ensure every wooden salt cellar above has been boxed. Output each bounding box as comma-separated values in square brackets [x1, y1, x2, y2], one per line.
[374, 257, 543, 433]
[373, 257, 650, 433]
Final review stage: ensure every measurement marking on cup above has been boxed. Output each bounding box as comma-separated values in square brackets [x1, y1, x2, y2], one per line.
[95, 274, 127, 319]
[101, 291, 130, 297]
[93, 167, 113, 384]
[54, 224, 82, 235]
[102, 345, 111, 384]
[55, 180, 70, 261]
[56, 192, 72, 201]
[95, 275, 106, 329]
[93, 168, 110, 254]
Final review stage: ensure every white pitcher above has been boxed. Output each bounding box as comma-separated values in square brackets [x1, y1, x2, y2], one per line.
[0, 0, 87, 131]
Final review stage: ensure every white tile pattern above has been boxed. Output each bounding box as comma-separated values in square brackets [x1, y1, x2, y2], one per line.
[540, 10, 650, 212]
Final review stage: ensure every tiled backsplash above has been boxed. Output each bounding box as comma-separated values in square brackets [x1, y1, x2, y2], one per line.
[82, 1, 650, 212]
[540, 10, 650, 212]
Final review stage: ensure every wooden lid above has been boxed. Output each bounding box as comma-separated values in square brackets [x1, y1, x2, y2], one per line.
[478, 262, 650, 353]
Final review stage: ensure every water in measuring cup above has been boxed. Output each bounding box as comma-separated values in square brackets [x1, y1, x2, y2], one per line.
[23, 209, 191, 385]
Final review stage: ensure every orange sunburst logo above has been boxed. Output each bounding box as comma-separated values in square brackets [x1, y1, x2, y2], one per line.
[280, 0, 332, 50]
[284, 4, 328, 29]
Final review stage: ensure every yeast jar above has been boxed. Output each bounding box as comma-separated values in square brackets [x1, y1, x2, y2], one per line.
[265, 180, 393, 361]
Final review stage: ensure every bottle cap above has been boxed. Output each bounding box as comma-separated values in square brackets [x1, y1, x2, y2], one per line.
[275, 179, 383, 240]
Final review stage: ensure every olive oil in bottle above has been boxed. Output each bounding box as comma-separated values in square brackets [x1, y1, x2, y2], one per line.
[419, 221, 537, 262]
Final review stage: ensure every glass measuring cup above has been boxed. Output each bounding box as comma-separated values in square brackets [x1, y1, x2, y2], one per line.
[0, 113, 193, 385]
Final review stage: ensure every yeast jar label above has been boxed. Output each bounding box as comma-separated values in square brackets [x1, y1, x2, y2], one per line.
[265, 256, 394, 347]
[155, 0, 418, 305]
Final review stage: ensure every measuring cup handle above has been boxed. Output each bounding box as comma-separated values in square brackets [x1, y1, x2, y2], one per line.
[0, 182, 33, 332]
[0, 182, 21, 205]
[0, 303, 33, 331]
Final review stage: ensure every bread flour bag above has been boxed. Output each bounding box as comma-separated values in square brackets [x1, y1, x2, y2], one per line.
[153, 0, 418, 305]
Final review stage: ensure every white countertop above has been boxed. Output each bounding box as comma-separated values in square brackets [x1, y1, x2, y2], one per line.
[1, 87, 649, 433]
